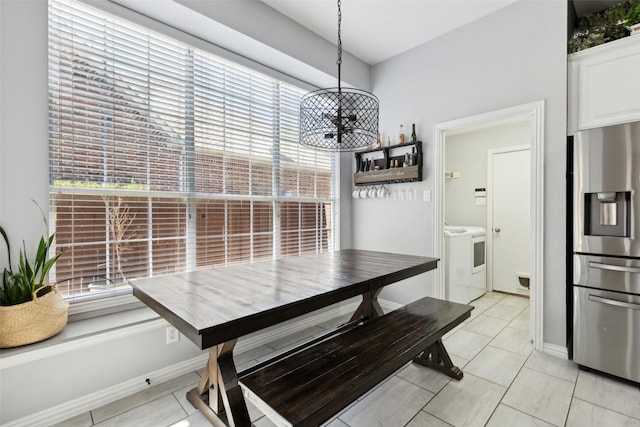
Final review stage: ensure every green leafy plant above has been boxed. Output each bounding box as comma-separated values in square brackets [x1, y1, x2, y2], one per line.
[0, 210, 62, 306]
[569, 0, 640, 53]
[627, 3, 640, 25]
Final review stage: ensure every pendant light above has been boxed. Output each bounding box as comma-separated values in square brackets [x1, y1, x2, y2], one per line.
[299, 0, 379, 151]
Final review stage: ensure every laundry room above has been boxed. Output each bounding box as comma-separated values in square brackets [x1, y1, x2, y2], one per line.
[444, 117, 532, 304]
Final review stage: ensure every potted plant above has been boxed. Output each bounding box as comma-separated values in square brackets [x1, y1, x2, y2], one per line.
[569, 0, 640, 53]
[0, 218, 68, 348]
[627, 3, 640, 34]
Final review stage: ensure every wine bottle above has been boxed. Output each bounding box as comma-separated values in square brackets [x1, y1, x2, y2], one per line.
[411, 123, 417, 142]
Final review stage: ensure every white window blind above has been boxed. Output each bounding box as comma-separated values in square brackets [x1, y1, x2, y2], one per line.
[48, 0, 336, 302]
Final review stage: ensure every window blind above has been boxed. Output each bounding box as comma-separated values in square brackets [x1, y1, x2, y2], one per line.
[48, 0, 337, 301]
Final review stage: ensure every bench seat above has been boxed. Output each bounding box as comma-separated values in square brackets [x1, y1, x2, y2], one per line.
[239, 296, 473, 427]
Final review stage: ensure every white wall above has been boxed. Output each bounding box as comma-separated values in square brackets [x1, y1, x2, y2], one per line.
[445, 120, 530, 227]
[0, 325, 204, 424]
[0, 0, 50, 262]
[357, 0, 567, 347]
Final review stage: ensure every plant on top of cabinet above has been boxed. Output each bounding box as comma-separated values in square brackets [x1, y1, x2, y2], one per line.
[627, 3, 640, 33]
[569, 0, 639, 53]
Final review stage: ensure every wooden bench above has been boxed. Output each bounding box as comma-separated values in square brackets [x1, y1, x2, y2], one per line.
[239, 296, 473, 427]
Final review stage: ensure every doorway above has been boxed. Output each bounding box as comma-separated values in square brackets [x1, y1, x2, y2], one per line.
[434, 101, 544, 351]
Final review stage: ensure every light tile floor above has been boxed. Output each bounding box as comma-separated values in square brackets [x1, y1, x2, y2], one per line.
[57, 292, 640, 427]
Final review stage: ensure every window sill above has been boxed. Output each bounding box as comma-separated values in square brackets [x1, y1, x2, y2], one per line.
[0, 305, 163, 369]
[67, 291, 144, 320]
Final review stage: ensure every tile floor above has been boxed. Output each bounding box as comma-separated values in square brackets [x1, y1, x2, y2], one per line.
[56, 292, 640, 427]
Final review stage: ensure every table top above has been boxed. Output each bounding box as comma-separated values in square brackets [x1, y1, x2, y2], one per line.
[131, 249, 439, 349]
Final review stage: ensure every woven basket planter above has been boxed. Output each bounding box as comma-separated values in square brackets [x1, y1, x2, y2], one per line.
[0, 286, 69, 348]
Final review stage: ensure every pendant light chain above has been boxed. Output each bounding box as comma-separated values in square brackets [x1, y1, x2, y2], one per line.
[336, 0, 343, 144]
[298, 0, 379, 151]
[337, 0, 342, 86]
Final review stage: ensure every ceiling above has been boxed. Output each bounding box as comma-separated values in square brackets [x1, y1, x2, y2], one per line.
[261, 0, 623, 66]
[261, 0, 519, 65]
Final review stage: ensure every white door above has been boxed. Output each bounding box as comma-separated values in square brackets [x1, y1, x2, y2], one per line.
[489, 147, 530, 295]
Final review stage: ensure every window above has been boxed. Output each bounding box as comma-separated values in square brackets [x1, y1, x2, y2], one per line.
[48, 0, 337, 302]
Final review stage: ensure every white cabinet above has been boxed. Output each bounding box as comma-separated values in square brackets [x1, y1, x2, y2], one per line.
[568, 36, 640, 135]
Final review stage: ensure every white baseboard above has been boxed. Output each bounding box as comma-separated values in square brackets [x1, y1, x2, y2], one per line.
[542, 342, 569, 360]
[3, 353, 210, 427]
[3, 299, 363, 427]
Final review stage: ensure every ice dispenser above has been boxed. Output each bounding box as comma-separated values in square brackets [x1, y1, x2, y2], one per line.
[584, 191, 631, 237]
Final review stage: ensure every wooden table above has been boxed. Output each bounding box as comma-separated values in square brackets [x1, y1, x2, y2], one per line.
[131, 249, 439, 427]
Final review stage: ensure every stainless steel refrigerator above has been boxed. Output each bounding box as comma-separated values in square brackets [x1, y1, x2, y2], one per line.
[573, 121, 640, 383]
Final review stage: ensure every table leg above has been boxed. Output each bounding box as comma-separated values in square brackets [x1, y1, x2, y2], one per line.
[187, 340, 251, 427]
[413, 338, 464, 380]
[350, 288, 384, 322]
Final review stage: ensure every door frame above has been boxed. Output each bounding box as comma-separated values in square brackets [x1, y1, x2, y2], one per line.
[433, 100, 544, 351]
[487, 145, 531, 294]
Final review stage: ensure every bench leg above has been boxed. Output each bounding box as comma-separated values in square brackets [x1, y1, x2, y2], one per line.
[187, 340, 251, 427]
[350, 288, 384, 322]
[413, 339, 464, 380]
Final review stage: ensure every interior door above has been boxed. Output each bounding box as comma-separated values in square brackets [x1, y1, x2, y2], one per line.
[490, 147, 531, 294]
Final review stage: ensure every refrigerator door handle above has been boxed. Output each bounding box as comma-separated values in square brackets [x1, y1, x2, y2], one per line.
[588, 294, 640, 310]
[588, 261, 640, 274]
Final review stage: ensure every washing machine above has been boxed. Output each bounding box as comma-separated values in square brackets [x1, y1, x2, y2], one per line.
[444, 225, 486, 304]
